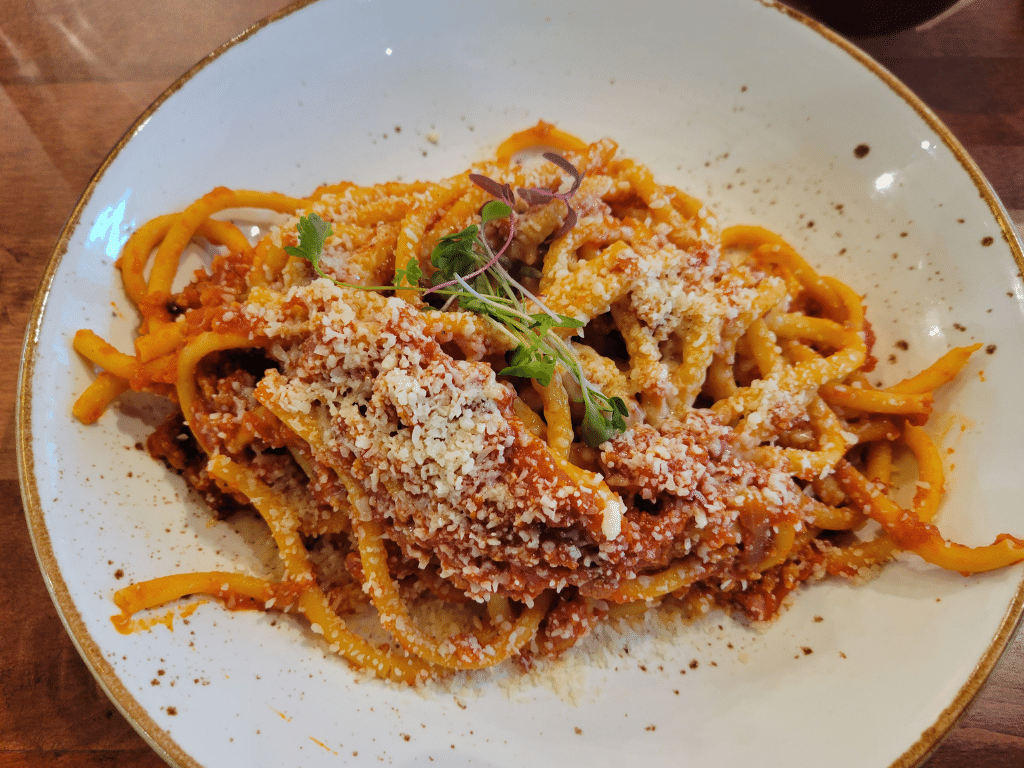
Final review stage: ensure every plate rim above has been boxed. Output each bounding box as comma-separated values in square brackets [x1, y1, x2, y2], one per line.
[15, 2, 1024, 767]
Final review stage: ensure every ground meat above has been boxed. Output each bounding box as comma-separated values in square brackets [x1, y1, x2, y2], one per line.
[147, 413, 249, 519]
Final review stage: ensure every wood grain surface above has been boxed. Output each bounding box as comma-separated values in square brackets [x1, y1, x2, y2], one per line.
[1, 1, 1022, 766]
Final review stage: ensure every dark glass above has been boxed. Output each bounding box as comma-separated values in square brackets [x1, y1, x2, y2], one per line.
[783, 0, 961, 36]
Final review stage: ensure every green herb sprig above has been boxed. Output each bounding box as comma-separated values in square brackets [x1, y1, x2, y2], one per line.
[424, 207, 628, 446]
[281, 154, 628, 446]
[283, 212, 335, 280]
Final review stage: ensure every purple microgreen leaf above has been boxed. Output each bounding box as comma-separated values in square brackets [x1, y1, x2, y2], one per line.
[550, 205, 578, 241]
[469, 173, 514, 205]
[542, 152, 583, 196]
[516, 187, 556, 206]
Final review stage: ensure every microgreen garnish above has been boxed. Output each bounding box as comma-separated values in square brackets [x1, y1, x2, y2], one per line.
[393, 255, 423, 287]
[284, 212, 334, 280]
[514, 152, 583, 239]
[282, 154, 627, 446]
[423, 159, 628, 447]
[285, 214, 424, 290]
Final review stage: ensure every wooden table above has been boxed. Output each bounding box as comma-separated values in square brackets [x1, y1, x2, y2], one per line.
[1, 1, 1021, 766]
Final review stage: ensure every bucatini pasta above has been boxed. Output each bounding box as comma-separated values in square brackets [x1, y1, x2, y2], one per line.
[74, 123, 1024, 684]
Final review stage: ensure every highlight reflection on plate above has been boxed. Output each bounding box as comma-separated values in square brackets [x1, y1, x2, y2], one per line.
[18, 1, 1024, 767]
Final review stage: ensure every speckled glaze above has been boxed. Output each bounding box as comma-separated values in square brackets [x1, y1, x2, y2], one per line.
[17, 1, 1024, 767]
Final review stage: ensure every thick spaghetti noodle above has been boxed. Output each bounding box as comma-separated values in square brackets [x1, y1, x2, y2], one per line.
[74, 123, 1024, 683]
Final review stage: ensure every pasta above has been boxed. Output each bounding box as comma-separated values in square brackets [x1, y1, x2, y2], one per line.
[74, 122, 1024, 684]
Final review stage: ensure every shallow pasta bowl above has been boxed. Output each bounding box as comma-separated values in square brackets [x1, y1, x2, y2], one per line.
[17, 1, 1024, 767]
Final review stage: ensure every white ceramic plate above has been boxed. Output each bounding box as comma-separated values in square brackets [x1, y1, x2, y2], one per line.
[19, 1, 1024, 767]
